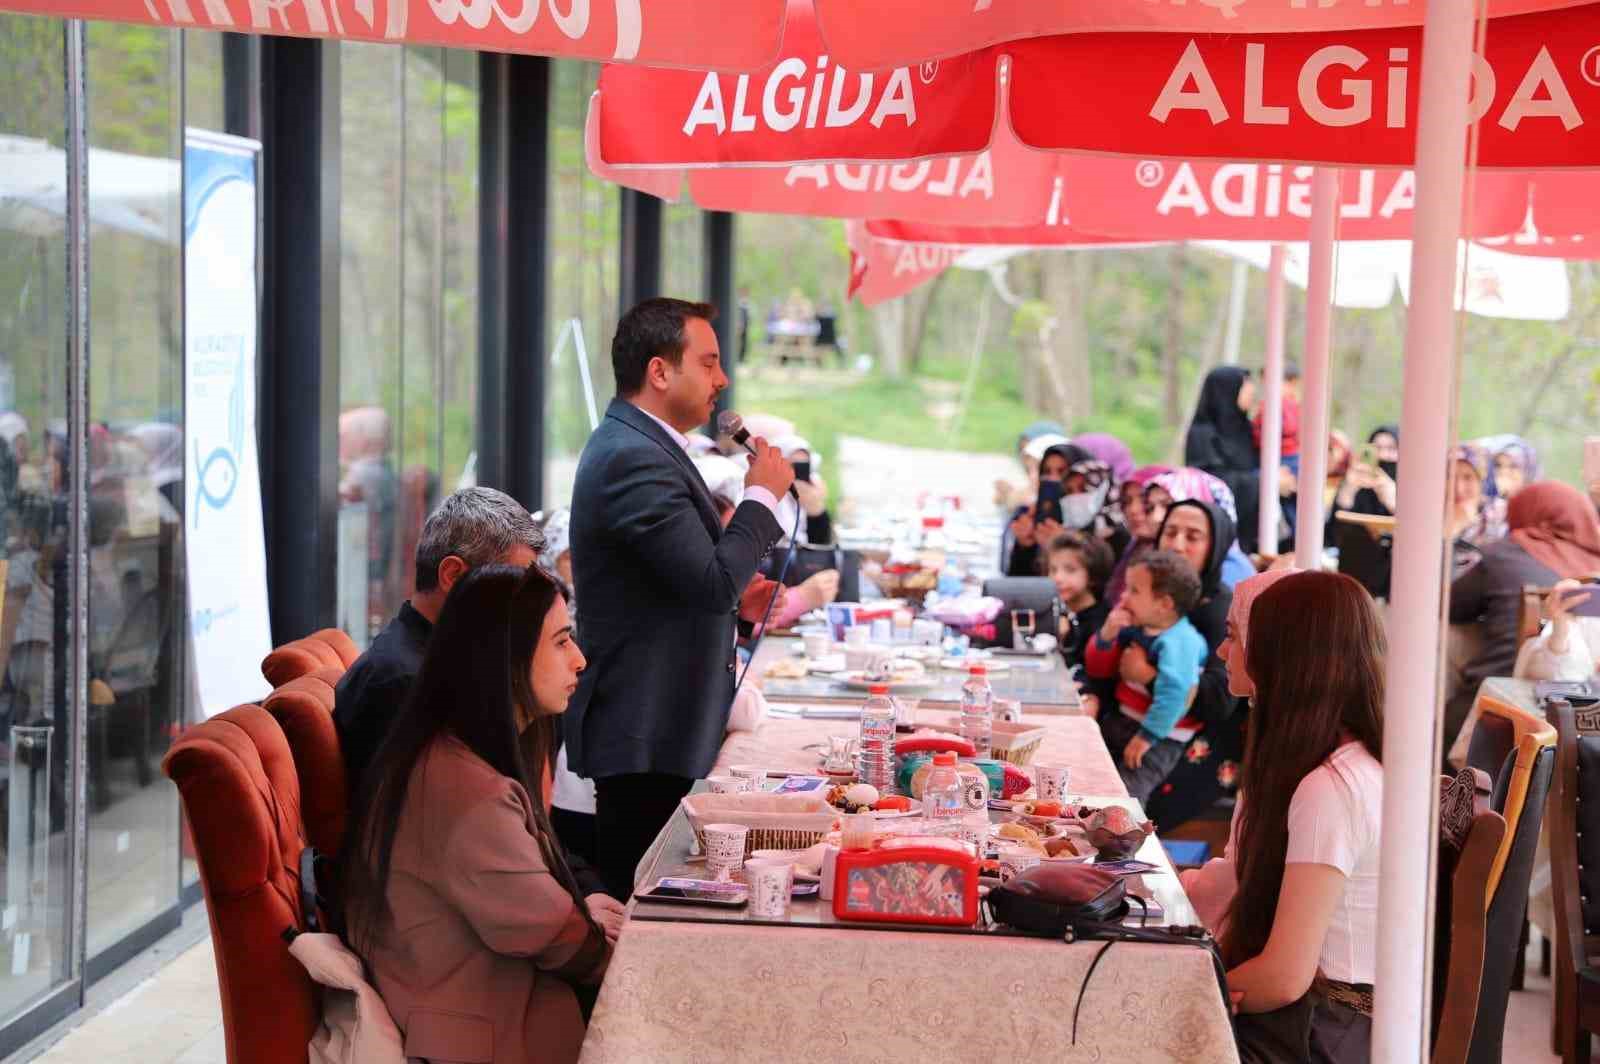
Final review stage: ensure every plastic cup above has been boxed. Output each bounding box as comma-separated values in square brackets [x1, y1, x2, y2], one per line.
[745, 859, 795, 918]
[703, 823, 749, 882]
[1035, 764, 1071, 803]
[840, 811, 877, 851]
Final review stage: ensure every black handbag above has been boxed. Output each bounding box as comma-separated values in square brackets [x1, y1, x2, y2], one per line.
[979, 576, 1061, 649]
[988, 863, 1230, 1046]
[775, 544, 860, 603]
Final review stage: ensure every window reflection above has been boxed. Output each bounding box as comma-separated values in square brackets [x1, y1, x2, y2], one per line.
[0, 10, 75, 1026]
[546, 60, 620, 509]
[338, 44, 478, 646]
[83, 19, 183, 958]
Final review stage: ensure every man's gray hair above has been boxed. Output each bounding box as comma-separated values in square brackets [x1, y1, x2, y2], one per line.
[414, 487, 546, 592]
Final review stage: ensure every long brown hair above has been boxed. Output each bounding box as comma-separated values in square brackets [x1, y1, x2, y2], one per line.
[1219, 571, 1385, 967]
[340, 563, 599, 956]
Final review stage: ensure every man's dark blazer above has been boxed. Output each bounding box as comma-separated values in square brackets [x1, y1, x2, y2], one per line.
[564, 399, 784, 781]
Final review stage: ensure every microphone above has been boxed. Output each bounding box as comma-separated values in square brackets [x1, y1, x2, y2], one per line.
[717, 410, 799, 500]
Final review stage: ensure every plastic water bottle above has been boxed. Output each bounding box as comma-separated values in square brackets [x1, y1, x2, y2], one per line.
[921, 751, 964, 826]
[961, 664, 994, 759]
[858, 684, 897, 793]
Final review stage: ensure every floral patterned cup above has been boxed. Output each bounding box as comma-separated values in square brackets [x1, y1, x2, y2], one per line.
[745, 858, 794, 918]
[703, 823, 749, 882]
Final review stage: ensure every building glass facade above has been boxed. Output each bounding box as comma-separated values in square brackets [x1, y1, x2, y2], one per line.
[0, 23, 705, 1049]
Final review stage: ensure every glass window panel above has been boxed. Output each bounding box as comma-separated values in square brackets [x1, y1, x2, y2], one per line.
[438, 47, 477, 499]
[0, 11, 75, 1024]
[545, 60, 618, 510]
[338, 43, 404, 649]
[397, 47, 444, 607]
[84, 19, 183, 958]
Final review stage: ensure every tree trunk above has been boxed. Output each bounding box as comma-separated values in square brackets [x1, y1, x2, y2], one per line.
[904, 271, 949, 373]
[1165, 277, 1231, 466]
[1041, 253, 1092, 425]
[870, 299, 908, 377]
[1162, 245, 1186, 431]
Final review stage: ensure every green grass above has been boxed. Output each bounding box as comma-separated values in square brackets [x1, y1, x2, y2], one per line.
[738, 358, 1040, 508]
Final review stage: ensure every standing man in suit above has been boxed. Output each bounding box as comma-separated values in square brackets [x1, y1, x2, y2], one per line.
[566, 298, 794, 898]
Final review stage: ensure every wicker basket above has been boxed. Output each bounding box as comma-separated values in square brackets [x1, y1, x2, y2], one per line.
[989, 722, 1048, 767]
[920, 714, 1048, 767]
[681, 792, 837, 856]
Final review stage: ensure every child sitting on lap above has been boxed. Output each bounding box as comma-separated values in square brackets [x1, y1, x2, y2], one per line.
[1084, 551, 1207, 803]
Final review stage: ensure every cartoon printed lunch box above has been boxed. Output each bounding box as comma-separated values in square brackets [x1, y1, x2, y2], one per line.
[832, 838, 980, 927]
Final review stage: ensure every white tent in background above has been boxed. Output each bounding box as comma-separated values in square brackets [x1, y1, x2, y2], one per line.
[0, 133, 177, 242]
[1199, 238, 1571, 322]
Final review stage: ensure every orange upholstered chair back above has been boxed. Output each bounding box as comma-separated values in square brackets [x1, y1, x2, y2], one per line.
[162, 706, 317, 1064]
[261, 666, 348, 856]
[261, 628, 360, 687]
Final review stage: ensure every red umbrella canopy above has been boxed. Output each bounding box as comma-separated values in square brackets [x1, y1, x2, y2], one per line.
[812, 0, 1593, 71]
[595, 2, 1600, 169]
[7, 0, 1581, 68]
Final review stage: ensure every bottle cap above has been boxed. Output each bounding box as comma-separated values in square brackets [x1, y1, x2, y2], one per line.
[968, 663, 987, 676]
[868, 683, 890, 695]
[933, 751, 957, 766]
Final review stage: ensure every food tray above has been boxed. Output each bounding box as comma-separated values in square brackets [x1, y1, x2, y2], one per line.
[681, 792, 837, 856]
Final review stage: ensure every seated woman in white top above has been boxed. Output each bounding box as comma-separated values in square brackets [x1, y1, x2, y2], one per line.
[1217, 570, 1384, 1063]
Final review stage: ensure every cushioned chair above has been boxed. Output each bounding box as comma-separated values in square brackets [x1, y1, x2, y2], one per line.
[162, 705, 318, 1064]
[260, 666, 348, 857]
[1460, 687, 1559, 1063]
[261, 628, 359, 687]
[1549, 699, 1600, 1062]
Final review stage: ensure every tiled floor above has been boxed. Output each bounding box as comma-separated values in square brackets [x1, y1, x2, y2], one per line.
[6, 921, 1583, 1062]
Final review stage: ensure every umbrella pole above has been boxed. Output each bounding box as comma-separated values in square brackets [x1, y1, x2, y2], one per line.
[1373, 3, 1477, 1061]
[1295, 176, 1338, 570]
[1257, 247, 1285, 557]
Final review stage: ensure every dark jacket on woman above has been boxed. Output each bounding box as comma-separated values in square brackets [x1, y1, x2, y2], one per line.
[1146, 499, 1244, 832]
[1185, 367, 1262, 554]
[1446, 538, 1559, 752]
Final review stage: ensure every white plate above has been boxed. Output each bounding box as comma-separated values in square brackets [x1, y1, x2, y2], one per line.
[806, 653, 848, 674]
[836, 672, 934, 692]
[939, 656, 1010, 672]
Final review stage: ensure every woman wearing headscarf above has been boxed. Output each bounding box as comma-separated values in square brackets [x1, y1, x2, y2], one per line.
[1105, 465, 1173, 608]
[997, 429, 1072, 514]
[1333, 425, 1400, 518]
[1072, 432, 1136, 488]
[1144, 469, 1256, 591]
[1446, 443, 1504, 550]
[1185, 367, 1264, 554]
[1481, 435, 1540, 504]
[1447, 481, 1600, 754]
[1006, 442, 1128, 576]
[771, 434, 833, 546]
[1139, 499, 1247, 832]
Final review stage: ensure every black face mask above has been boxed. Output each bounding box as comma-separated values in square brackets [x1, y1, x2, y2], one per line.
[1379, 461, 1399, 482]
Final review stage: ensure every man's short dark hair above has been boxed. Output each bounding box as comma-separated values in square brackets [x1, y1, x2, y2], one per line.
[1045, 530, 1115, 598]
[1132, 550, 1202, 616]
[1285, 363, 1302, 381]
[612, 298, 717, 396]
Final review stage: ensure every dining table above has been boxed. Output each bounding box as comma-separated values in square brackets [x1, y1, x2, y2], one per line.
[578, 709, 1239, 1063]
[750, 636, 1085, 714]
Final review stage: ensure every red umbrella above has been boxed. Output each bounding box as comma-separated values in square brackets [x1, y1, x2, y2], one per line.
[811, 0, 1592, 71]
[13, 0, 1582, 69]
[596, 2, 1600, 168]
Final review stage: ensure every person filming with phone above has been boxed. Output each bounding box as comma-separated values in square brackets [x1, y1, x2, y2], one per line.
[1447, 480, 1600, 757]
[565, 298, 794, 900]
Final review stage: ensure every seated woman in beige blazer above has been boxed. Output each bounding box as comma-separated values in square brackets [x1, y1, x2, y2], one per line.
[341, 563, 612, 1064]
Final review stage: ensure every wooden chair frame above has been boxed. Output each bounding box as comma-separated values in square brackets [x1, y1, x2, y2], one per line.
[1471, 690, 1558, 899]
[1434, 810, 1510, 1064]
[1549, 699, 1600, 1063]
